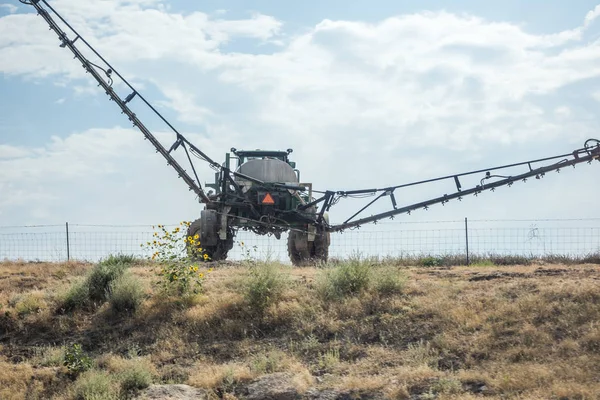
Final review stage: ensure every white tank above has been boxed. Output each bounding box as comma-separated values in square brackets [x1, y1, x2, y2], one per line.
[235, 158, 298, 183]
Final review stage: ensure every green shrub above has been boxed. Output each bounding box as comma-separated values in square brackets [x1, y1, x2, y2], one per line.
[87, 262, 129, 303]
[73, 370, 118, 400]
[418, 256, 442, 267]
[61, 279, 90, 311]
[250, 350, 286, 374]
[244, 263, 289, 314]
[318, 258, 372, 300]
[119, 360, 153, 393]
[373, 267, 407, 296]
[108, 272, 145, 314]
[430, 377, 463, 395]
[64, 344, 92, 376]
[61, 261, 130, 311]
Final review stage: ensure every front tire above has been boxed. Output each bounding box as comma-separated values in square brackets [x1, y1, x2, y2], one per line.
[187, 217, 233, 261]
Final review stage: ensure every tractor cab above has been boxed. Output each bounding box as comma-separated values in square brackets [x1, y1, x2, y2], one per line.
[230, 148, 295, 168]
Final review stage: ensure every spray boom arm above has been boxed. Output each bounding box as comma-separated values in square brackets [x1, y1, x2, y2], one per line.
[321, 139, 600, 232]
[21, 0, 244, 204]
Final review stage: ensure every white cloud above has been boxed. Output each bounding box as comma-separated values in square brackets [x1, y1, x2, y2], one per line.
[1, 1, 600, 230]
[0, 144, 30, 159]
[0, 4, 17, 14]
[156, 86, 214, 125]
[585, 5, 600, 26]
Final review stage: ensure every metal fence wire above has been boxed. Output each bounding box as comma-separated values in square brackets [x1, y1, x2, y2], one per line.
[1, 219, 599, 263]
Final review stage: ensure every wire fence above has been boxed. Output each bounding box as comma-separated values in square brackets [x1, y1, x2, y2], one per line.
[1, 218, 600, 263]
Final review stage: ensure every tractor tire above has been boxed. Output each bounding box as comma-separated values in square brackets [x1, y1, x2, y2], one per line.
[187, 217, 233, 262]
[310, 229, 330, 263]
[287, 229, 330, 266]
[287, 230, 310, 266]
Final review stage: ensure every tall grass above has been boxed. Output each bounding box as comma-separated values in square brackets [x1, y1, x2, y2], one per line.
[372, 267, 407, 296]
[108, 272, 145, 314]
[244, 263, 290, 314]
[317, 258, 372, 300]
[73, 370, 118, 400]
[317, 258, 407, 300]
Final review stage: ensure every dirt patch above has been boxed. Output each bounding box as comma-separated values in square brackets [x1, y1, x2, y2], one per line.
[534, 267, 568, 276]
[468, 272, 528, 281]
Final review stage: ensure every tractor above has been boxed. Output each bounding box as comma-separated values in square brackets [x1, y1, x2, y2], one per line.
[187, 148, 330, 265]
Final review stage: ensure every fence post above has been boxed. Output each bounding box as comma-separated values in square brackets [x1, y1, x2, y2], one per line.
[465, 217, 469, 265]
[66, 222, 70, 261]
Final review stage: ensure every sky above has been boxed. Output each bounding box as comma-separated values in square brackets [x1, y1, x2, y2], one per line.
[1, 0, 600, 232]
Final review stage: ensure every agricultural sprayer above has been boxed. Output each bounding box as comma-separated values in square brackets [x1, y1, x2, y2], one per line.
[17, 0, 600, 264]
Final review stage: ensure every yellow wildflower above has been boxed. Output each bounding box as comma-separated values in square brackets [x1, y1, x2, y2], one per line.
[194, 234, 199, 240]
[203, 254, 209, 260]
[198, 273, 204, 278]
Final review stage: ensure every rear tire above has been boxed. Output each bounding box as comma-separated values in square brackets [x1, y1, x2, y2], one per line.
[287, 230, 310, 266]
[287, 228, 330, 266]
[187, 217, 233, 261]
[310, 229, 330, 263]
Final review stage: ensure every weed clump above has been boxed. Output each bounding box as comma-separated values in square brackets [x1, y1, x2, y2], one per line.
[108, 272, 145, 314]
[373, 267, 407, 296]
[61, 279, 90, 311]
[118, 361, 153, 393]
[87, 262, 129, 304]
[244, 263, 290, 314]
[250, 350, 290, 374]
[418, 256, 442, 267]
[73, 370, 118, 400]
[11, 292, 46, 318]
[317, 258, 372, 300]
[60, 256, 132, 311]
[32, 345, 65, 368]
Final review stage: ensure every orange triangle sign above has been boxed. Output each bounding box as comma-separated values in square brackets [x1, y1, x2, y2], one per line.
[262, 193, 275, 205]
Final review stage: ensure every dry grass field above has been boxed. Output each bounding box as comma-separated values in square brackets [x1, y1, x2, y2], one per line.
[0, 258, 599, 399]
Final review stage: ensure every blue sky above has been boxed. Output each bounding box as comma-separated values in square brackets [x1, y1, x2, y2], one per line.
[1, 0, 600, 233]
[2, 0, 599, 146]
